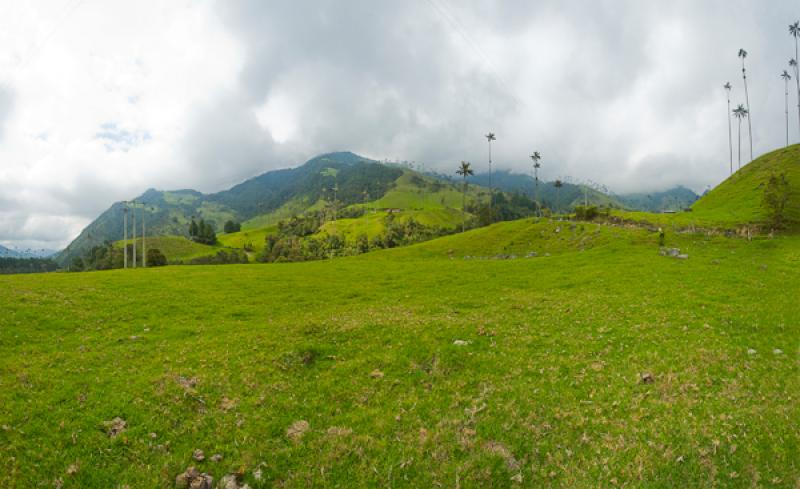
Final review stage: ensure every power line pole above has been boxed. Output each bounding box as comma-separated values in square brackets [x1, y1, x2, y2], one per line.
[132, 200, 137, 268]
[123, 203, 128, 269]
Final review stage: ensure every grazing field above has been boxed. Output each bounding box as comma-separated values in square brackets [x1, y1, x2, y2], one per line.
[1, 219, 798, 488]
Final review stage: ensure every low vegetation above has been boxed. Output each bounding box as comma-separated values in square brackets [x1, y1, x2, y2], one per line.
[1, 219, 798, 487]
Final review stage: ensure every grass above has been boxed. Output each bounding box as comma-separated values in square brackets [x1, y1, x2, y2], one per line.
[114, 236, 222, 263]
[218, 226, 279, 254]
[1, 218, 798, 487]
[611, 145, 800, 231]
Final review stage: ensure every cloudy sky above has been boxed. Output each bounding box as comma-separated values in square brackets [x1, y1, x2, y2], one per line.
[1, 1, 799, 249]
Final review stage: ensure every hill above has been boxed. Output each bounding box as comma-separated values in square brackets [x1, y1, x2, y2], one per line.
[56, 152, 405, 265]
[691, 144, 800, 227]
[615, 186, 699, 212]
[1, 218, 798, 486]
[0, 244, 57, 259]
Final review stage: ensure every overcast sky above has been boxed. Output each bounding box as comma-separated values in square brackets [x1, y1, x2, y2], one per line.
[1, 1, 799, 249]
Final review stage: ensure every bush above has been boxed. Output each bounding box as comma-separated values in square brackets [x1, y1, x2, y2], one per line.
[574, 205, 599, 221]
[763, 173, 790, 229]
[223, 220, 241, 233]
[146, 248, 167, 267]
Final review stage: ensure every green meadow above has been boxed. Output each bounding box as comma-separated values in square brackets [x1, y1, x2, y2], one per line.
[1, 217, 798, 488]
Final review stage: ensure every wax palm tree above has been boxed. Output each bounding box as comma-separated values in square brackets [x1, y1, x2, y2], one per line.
[529, 151, 542, 216]
[485, 132, 496, 219]
[790, 22, 800, 137]
[456, 161, 474, 232]
[782, 70, 792, 147]
[554, 179, 564, 214]
[724, 82, 733, 175]
[738, 49, 753, 161]
[733, 104, 749, 170]
[792, 58, 800, 140]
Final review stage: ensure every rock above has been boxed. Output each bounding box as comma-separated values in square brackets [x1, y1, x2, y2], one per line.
[176, 467, 213, 489]
[660, 247, 681, 257]
[526, 251, 537, 258]
[640, 372, 654, 384]
[511, 473, 523, 483]
[711, 259, 721, 265]
[676, 254, 689, 260]
[218, 474, 251, 489]
[252, 469, 263, 481]
[66, 463, 79, 475]
[453, 340, 470, 346]
[103, 417, 127, 437]
[286, 420, 310, 442]
[210, 454, 222, 463]
[773, 348, 783, 355]
[747, 348, 757, 355]
[219, 397, 237, 411]
[193, 449, 205, 462]
[369, 369, 384, 379]
[149, 432, 158, 439]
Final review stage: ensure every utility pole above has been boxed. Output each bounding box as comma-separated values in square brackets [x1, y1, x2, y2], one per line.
[123, 203, 128, 269]
[132, 200, 137, 268]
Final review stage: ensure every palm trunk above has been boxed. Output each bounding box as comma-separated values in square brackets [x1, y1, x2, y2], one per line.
[742, 60, 753, 162]
[461, 177, 466, 233]
[738, 117, 742, 170]
[786, 79, 790, 147]
[488, 142, 493, 221]
[796, 38, 800, 141]
[727, 96, 733, 175]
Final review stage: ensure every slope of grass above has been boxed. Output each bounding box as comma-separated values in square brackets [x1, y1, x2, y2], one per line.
[218, 225, 279, 254]
[371, 171, 484, 210]
[114, 236, 221, 263]
[691, 144, 800, 226]
[1, 220, 798, 487]
[611, 145, 800, 231]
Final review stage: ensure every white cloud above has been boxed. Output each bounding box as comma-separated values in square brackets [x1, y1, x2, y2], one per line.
[1, 0, 799, 248]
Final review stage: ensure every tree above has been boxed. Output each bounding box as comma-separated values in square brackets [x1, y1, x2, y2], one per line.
[554, 179, 564, 214]
[762, 173, 791, 229]
[782, 70, 792, 147]
[733, 104, 749, 170]
[485, 132, 496, 219]
[790, 22, 800, 139]
[456, 161, 474, 232]
[146, 248, 167, 267]
[223, 220, 241, 234]
[738, 49, 753, 162]
[529, 151, 542, 216]
[70, 256, 85, 272]
[724, 82, 733, 174]
[189, 218, 199, 238]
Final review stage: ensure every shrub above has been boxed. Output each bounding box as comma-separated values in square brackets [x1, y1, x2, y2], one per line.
[146, 248, 167, 267]
[762, 173, 791, 229]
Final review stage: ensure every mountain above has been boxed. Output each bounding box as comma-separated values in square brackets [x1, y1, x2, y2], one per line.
[57, 152, 409, 264]
[615, 186, 699, 212]
[0, 245, 57, 259]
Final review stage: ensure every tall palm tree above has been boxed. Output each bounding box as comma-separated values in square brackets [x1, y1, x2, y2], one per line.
[485, 132, 496, 219]
[529, 151, 542, 216]
[782, 70, 792, 147]
[554, 179, 564, 214]
[733, 104, 749, 170]
[456, 161, 474, 232]
[738, 49, 753, 162]
[790, 22, 800, 138]
[724, 82, 733, 175]
[792, 58, 800, 140]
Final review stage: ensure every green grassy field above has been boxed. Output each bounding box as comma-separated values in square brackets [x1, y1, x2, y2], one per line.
[1, 218, 798, 488]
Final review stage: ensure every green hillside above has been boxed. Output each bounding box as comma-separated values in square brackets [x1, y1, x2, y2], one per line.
[2, 218, 798, 487]
[114, 236, 223, 263]
[691, 145, 800, 226]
